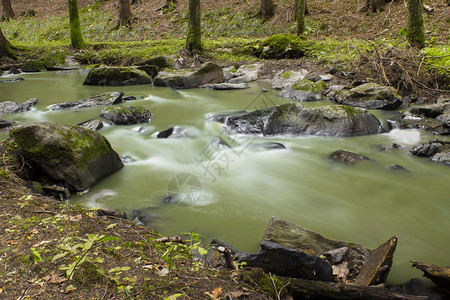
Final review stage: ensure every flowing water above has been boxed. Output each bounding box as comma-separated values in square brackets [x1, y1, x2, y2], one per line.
[1, 71, 449, 284]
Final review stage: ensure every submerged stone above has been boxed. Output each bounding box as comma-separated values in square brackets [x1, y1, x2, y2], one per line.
[224, 103, 383, 137]
[0, 77, 24, 83]
[329, 150, 373, 165]
[9, 123, 123, 192]
[0, 118, 12, 128]
[100, 105, 151, 125]
[83, 67, 152, 86]
[331, 83, 402, 110]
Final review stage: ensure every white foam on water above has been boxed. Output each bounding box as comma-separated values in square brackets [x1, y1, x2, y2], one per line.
[385, 128, 421, 145]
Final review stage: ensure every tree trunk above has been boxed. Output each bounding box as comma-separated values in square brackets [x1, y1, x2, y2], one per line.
[118, 0, 133, 26]
[185, 0, 202, 53]
[294, 0, 308, 18]
[260, 0, 274, 20]
[1, 0, 15, 20]
[0, 25, 15, 58]
[68, 0, 85, 49]
[406, 0, 425, 48]
[296, 0, 306, 35]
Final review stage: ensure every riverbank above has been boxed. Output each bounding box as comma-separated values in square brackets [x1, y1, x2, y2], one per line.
[0, 141, 272, 299]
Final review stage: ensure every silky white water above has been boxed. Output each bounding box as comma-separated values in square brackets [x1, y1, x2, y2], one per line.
[1, 70, 449, 284]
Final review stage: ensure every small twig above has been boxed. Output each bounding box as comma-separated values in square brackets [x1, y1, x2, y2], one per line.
[417, 55, 425, 77]
[383, 0, 395, 25]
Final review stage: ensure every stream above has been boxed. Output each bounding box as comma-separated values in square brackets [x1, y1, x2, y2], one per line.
[1, 70, 449, 284]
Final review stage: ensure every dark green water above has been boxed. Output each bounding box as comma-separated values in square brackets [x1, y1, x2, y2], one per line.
[1, 71, 449, 284]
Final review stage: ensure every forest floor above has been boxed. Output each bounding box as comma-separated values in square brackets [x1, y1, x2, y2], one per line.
[0, 1, 449, 299]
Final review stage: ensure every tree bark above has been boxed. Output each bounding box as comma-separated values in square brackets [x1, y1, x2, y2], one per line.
[406, 0, 425, 48]
[260, 0, 274, 20]
[1, 0, 15, 20]
[296, 0, 306, 35]
[118, 0, 133, 26]
[0, 25, 15, 58]
[185, 0, 202, 53]
[285, 277, 428, 300]
[68, 0, 85, 49]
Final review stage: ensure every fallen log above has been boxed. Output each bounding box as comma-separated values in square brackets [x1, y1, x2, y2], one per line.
[412, 261, 450, 288]
[285, 277, 428, 300]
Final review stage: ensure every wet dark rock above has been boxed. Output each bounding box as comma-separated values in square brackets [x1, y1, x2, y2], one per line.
[236, 241, 334, 281]
[83, 67, 152, 86]
[387, 164, 410, 172]
[9, 123, 123, 192]
[329, 150, 373, 165]
[131, 207, 158, 227]
[156, 126, 189, 139]
[0, 77, 24, 83]
[409, 142, 439, 157]
[331, 83, 402, 110]
[323, 247, 348, 265]
[250, 142, 286, 151]
[206, 111, 247, 124]
[42, 184, 70, 201]
[224, 103, 383, 137]
[123, 96, 137, 101]
[271, 70, 308, 90]
[262, 217, 371, 281]
[8, 67, 20, 75]
[436, 114, 450, 129]
[154, 62, 225, 89]
[96, 208, 127, 219]
[202, 83, 247, 90]
[0, 98, 38, 115]
[21, 60, 47, 72]
[0, 118, 13, 128]
[78, 119, 104, 131]
[432, 151, 450, 165]
[100, 105, 151, 125]
[136, 65, 159, 78]
[48, 92, 124, 111]
[390, 278, 448, 300]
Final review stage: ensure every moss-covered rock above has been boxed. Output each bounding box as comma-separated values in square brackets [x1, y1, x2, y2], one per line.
[9, 123, 123, 192]
[224, 103, 383, 136]
[138, 55, 172, 69]
[331, 83, 402, 110]
[41, 51, 68, 69]
[21, 60, 47, 72]
[259, 34, 310, 59]
[100, 105, 151, 125]
[83, 67, 152, 86]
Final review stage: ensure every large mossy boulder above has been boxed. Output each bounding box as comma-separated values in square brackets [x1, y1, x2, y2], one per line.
[48, 92, 123, 111]
[153, 62, 224, 89]
[0, 98, 38, 115]
[21, 60, 47, 72]
[9, 123, 123, 192]
[138, 55, 172, 69]
[223, 103, 383, 137]
[83, 67, 152, 86]
[100, 105, 151, 125]
[259, 34, 309, 59]
[331, 83, 402, 110]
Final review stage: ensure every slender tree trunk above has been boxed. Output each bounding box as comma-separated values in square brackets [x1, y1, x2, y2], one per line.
[0, 25, 15, 58]
[118, 0, 133, 26]
[68, 0, 85, 49]
[407, 0, 425, 48]
[1, 0, 15, 20]
[296, 0, 306, 35]
[260, 0, 274, 20]
[185, 0, 202, 53]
